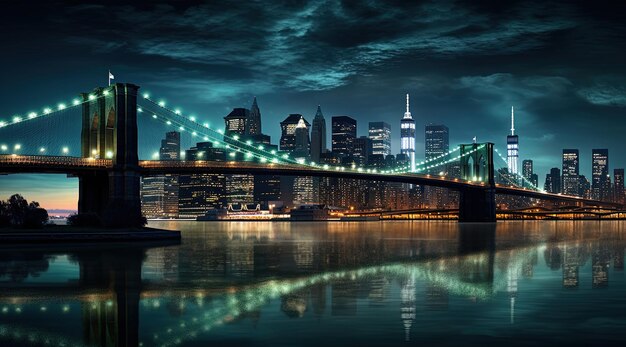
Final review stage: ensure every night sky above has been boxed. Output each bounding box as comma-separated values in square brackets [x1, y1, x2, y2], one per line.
[1, 0, 626, 209]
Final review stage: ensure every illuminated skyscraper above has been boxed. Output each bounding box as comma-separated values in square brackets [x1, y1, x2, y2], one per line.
[369, 121, 391, 156]
[141, 131, 180, 218]
[310, 105, 327, 162]
[280, 114, 310, 152]
[400, 94, 416, 171]
[331, 116, 357, 157]
[522, 159, 535, 188]
[224, 108, 249, 137]
[614, 168, 624, 204]
[562, 149, 580, 196]
[507, 106, 519, 177]
[248, 97, 262, 136]
[592, 149, 609, 201]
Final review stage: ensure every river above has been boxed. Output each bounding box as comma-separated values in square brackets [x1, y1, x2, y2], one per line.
[1, 221, 626, 346]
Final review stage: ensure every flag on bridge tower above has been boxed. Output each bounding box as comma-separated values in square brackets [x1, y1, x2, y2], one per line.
[108, 71, 115, 86]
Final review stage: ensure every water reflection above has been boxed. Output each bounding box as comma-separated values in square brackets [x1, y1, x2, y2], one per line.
[1, 221, 626, 346]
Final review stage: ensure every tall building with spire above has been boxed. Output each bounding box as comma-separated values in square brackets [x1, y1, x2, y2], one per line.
[400, 94, 416, 171]
[248, 97, 262, 135]
[310, 105, 326, 162]
[507, 106, 519, 177]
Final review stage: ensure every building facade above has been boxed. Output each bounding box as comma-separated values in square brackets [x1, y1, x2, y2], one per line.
[592, 149, 609, 201]
[331, 115, 357, 157]
[369, 121, 391, 156]
[562, 149, 579, 196]
[310, 105, 327, 163]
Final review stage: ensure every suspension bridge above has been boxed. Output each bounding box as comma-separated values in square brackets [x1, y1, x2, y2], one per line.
[0, 83, 620, 224]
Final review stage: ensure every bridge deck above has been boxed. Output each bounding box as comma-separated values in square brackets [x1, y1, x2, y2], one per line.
[0, 155, 621, 208]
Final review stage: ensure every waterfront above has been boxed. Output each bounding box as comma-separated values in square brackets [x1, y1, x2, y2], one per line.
[2, 221, 626, 346]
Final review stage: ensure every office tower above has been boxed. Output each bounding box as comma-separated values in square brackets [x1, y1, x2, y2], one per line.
[141, 131, 180, 219]
[424, 124, 449, 208]
[507, 106, 519, 177]
[280, 114, 310, 152]
[353, 136, 372, 166]
[293, 117, 315, 204]
[332, 115, 357, 157]
[369, 121, 391, 156]
[614, 169, 624, 204]
[248, 97, 262, 136]
[562, 149, 579, 196]
[531, 173, 539, 188]
[178, 142, 226, 218]
[544, 167, 561, 194]
[293, 116, 310, 160]
[425, 124, 449, 173]
[400, 94, 416, 171]
[522, 159, 534, 188]
[310, 105, 327, 162]
[224, 108, 249, 137]
[579, 175, 591, 199]
[592, 149, 609, 201]
[160, 132, 180, 218]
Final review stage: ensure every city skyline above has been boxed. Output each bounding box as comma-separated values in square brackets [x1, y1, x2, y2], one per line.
[1, 1, 626, 209]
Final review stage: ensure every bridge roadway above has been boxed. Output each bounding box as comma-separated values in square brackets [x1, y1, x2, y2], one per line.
[0, 155, 621, 208]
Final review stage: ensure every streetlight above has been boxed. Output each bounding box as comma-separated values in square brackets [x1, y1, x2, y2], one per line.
[62, 147, 69, 154]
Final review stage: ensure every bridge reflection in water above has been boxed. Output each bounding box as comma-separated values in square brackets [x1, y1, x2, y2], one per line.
[1, 222, 626, 346]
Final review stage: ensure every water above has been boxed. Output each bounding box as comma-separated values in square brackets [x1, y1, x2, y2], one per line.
[2, 221, 626, 346]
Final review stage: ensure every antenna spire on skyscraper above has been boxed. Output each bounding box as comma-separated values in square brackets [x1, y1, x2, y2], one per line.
[404, 93, 412, 119]
[511, 106, 515, 136]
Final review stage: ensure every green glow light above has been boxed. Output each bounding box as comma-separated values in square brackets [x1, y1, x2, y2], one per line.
[14, 144, 21, 150]
[28, 112, 37, 118]
[73, 99, 80, 106]
[190, 116, 196, 121]
[13, 116, 21, 123]
[137, 107, 143, 112]
[158, 101, 166, 107]
[270, 150, 276, 154]
[166, 121, 172, 125]
[246, 140, 252, 145]
[43, 108, 52, 114]
[152, 114, 157, 119]
[0, 145, 7, 151]
[88, 94, 95, 100]
[175, 109, 181, 115]
[179, 126, 184, 131]
[203, 123, 209, 128]
[233, 135, 239, 140]
[62, 147, 69, 154]
[143, 93, 150, 99]
[192, 131, 197, 136]
[39, 147, 45, 153]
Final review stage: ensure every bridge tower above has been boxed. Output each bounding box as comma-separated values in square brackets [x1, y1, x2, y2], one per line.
[78, 83, 141, 226]
[458, 143, 496, 222]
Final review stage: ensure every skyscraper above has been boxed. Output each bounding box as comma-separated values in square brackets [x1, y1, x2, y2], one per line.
[310, 105, 327, 162]
[544, 167, 561, 194]
[331, 116, 357, 157]
[293, 116, 310, 160]
[592, 149, 609, 201]
[248, 97, 262, 136]
[522, 159, 534, 188]
[224, 108, 249, 137]
[353, 136, 372, 166]
[425, 125, 449, 172]
[280, 114, 310, 152]
[562, 149, 579, 196]
[178, 141, 226, 218]
[507, 106, 519, 177]
[369, 121, 391, 156]
[614, 168, 624, 204]
[141, 131, 180, 219]
[400, 94, 416, 171]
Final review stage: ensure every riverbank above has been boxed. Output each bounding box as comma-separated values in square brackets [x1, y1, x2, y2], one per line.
[0, 226, 181, 243]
